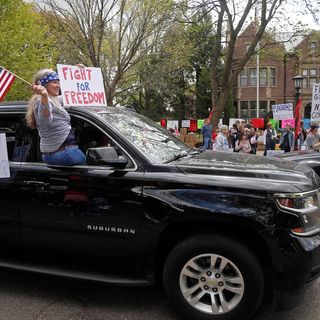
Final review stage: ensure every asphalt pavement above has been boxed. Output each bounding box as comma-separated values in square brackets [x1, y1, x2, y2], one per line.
[0, 269, 319, 320]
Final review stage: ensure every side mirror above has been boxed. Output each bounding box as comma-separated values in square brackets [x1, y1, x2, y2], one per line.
[86, 146, 128, 168]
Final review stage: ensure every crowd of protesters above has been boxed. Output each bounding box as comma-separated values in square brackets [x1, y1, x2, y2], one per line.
[200, 118, 317, 155]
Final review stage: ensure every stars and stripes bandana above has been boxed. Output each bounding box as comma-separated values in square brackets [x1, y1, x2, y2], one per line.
[0, 67, 16, 101]
[38, 71, 60, 86]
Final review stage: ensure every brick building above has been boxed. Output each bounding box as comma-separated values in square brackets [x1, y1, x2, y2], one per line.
[233, 22, 320, 122]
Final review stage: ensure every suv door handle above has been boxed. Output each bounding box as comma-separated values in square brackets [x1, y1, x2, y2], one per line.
[22, 181, 49, 188]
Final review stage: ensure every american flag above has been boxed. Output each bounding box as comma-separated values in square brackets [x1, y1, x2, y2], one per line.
[0, 67, 15, 101]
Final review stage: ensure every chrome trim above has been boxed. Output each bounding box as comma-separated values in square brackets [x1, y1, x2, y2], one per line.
[291, 228, 320, 237]
[275, 199, 319, 214]
[274, 188, 320, 199]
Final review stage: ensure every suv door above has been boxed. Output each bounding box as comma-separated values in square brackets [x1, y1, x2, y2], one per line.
[0, 112, 33, 247]
[17, 115, 146, 269]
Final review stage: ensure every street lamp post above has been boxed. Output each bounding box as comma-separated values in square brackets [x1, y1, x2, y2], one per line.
[292, 75, 303, 149]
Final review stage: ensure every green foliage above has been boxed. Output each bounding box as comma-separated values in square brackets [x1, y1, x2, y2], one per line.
[0, 0, 57, 101]
[195, 67, 211, 118]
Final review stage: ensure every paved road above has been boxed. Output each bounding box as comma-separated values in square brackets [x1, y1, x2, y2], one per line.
[0, 269, 319, 320]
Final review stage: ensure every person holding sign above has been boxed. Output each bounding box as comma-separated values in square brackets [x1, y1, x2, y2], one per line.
[263, 122, 277, 156]
[26, 68, 86, 165]
[279, 124, 294, 153]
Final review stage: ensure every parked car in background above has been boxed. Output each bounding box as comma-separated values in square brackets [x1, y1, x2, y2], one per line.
[277, 150, 320, 177]
[1, 101, 320, 320]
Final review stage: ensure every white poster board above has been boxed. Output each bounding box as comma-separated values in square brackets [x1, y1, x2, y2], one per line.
[266, 150, 284, 157]
[0, 133, 10, 178]
[271, 103, 293, 120]
[167, 120, 179, 131]
[57, 64, 107, 107]
[311, 83, 320, 123]
[181, 120, 190, 128]
[229, 118, 244, 129]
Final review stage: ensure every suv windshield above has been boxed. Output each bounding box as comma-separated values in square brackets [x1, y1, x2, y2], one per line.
[97, 110, 191, 163]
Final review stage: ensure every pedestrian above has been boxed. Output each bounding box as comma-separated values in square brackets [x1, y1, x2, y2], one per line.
[305, 123, 320, 151]
[279, 124, 294, 153]
[248, 127, 259, 154]
[213, 125, 230, 152]
[25, 68, 86, 165]
[235, 132, 251, 154]
[201, 118, 212, 150]
[229, 124, 238, 150]
[211, 126, 220, 150]
[263, 122, 277, 156]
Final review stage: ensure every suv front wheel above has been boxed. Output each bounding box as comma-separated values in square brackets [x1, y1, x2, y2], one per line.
[163, 235, 264, 320]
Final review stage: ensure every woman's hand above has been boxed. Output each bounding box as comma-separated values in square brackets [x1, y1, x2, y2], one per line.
[32, 84, 48, 97]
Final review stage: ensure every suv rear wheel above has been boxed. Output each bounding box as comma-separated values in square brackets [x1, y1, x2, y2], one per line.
[163, 235, 264, 320]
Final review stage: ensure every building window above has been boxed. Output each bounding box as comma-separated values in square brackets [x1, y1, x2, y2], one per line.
[240, 101, 249, 118]
[310, 77, 317, 87]
[259, 68, 267, 86]
[249, 68, 257, 86]
[302, 69, 308, 76]
[239, 67, 277, 87]
[310, 69, 317, 76]
[302, 78, 308, 88]
[245, 43, 250, 52]
[259, 101, 267, 118]
[250, 101, 257, 118]
[269, 68, 276, 86]
[240, 70, 248, 86]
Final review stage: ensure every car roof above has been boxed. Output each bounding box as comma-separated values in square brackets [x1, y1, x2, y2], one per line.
[0, 101, 135, 116]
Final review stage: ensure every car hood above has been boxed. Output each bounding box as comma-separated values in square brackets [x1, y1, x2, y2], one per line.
[276, 150, 319, 162]
[173, 150, 320, 193]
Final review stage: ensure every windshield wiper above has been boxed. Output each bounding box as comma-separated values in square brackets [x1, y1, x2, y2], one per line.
[164, 149, 200, 164]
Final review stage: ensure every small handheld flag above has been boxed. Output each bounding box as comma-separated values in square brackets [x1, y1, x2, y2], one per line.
[0, 66, 16, 101]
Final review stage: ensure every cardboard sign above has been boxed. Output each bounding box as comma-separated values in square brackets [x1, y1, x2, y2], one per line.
[266, 150, 284, 157]
[181, 120, 190, 128]
[272, 103, 293, 120]
[57, 64, 107, 107]
[167, 120, 179, 131]
[311, 83, 320, 123]
[281, 119, 295, 128]
[0, 133, 10, 179]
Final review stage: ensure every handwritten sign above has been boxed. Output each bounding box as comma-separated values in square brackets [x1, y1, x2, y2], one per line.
[266, 150, 284, 157]
[57, 64, 107, 107]
[281, 118, 295, 128]
[0, 134, 10, 179]
[272, 103, 293, 120]
[311, 83, 320, 123]
[181, 120, 190, 128]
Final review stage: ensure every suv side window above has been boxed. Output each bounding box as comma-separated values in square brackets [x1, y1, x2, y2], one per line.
[71, 115, 134, 169]
[0, 114, 40, 162]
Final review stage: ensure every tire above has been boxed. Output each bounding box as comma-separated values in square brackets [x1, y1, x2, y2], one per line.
[163, 235, 264, 320]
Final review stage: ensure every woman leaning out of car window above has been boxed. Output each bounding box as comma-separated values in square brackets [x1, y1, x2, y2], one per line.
[25, 68, 86, 165]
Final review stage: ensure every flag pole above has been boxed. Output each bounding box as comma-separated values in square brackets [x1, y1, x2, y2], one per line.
[1, 67, 32, 86]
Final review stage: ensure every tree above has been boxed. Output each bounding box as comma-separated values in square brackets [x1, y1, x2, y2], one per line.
[179, 0, 319, 126]
[0, 0, 57, 101]
[39, 0, 178, 106]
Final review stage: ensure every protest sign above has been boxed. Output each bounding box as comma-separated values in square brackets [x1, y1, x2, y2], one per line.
[57, 64, 107, 107]
[272, 103, 293, 120]
[229, 118, 243, 129]
[281, 118, 295, 128]
[181, 120, 190, 128]
[167, 120, 179, 131]
[0, 133, 10, 179]
[197, 119, 204, 129]
[266, 150, 284, 157]
[311, 83, 320, 123]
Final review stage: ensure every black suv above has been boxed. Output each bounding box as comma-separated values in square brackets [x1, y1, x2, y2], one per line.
[1, 102, 320, 320]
